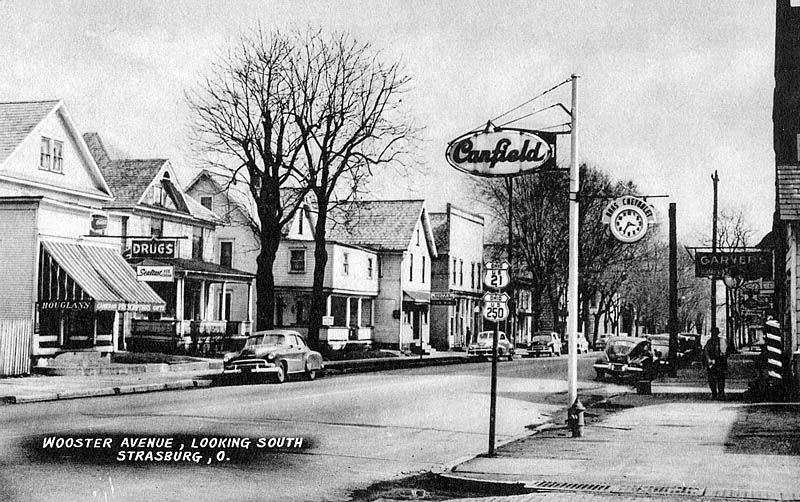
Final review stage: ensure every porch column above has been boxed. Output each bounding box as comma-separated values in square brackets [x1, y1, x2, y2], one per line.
[326, 294, 332, 316]
[357, 298, 363, 328]
[176, 277, 185, 322]
[205, 282, 214, 321]
[199, 280, 207, 321]
[221, 281, 228, 320]
[247, 280, 253, 323]
[345, 296, 351, 327]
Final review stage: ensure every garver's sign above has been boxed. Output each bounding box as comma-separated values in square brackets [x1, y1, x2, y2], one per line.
[130, 239, 177, 259]
[445, 128, 556, 177]
[694, 251, 773, 279]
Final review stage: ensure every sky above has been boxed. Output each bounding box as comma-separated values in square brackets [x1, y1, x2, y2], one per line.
[0, 0, 777, 244]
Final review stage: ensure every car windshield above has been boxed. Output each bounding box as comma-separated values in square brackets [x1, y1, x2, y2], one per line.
[606, 339, 637, 357]
[245, 334, 286, 347]
[532, 335, 552, 343]
[473, 332, 502, 344]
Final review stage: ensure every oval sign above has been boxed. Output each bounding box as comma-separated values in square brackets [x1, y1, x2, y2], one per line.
[445, 128, 556, 178]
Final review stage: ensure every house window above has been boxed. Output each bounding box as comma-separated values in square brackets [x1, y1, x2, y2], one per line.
[422, 256, 426, 283]
[367, 258, 373, 279]
[349, 298, 359, 326]
[52, 140, 63, 173]
[298, 210, 304, 235]
[290, 249, 306, 273]
[459, 259, 464, 286]
[192, 227, 204, 260]
[220, 241, 233, 268]
[452, 258, 457, 283]
[150, 218, 163, 237]
[152, 184, 166, 206]
[362, 298, 373, 326]
[343, 252, 349, 275]
[409, 254, 414, 282]
[331, 295, 347, 326]
[471, 263, 475, 288]
[378, 256, 383, 278]
[200, 196, 213, 210]
[40, 137, 52, 170]
[416, 228, 420, 246]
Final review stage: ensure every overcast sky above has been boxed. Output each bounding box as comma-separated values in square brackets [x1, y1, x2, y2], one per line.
[0, 1, 777, 243]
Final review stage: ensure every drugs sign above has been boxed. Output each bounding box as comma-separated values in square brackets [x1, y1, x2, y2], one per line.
[130, 239, 177, 259]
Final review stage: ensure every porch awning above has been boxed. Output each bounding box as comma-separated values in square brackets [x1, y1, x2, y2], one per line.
[403, 290, 431, 304]
[40, 240, 166, 312]
[134, 257, 254, 282]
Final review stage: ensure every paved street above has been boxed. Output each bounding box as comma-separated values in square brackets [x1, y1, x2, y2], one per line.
[0, 354, 601, 502]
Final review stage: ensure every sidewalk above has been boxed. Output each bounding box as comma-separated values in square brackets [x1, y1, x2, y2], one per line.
[442, 368, 800, 502]
[0, 350, 472, 404]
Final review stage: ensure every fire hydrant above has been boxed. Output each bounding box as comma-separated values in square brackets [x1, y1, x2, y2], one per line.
[567, 399, 586, 438]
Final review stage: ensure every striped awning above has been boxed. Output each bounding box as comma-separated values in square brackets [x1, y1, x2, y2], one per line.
[40, 240, 166, 312]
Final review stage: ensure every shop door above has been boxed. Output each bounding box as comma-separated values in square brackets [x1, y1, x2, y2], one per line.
[412, 310, 421, 340]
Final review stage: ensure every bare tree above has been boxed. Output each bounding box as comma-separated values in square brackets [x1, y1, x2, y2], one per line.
[289, 31, 417, 349]
[187, 28, 316, 331]
[188, 28, 416, 345]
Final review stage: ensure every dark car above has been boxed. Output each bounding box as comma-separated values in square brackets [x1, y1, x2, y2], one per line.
[467, 330, 515, 360]
[649, 334, 672, 375]
[593, 336, 655, 381]
[223, 330, 324, 383]
[528, 332, 561, 357]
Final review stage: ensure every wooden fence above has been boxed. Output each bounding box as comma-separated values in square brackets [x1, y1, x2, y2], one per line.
[0, 319, 32, 375]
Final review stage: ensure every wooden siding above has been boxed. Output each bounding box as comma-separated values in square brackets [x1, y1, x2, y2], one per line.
[0, 319, 32, 375]
[0, 206, 36, 318]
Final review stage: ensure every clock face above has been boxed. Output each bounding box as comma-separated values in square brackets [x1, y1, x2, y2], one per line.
[610, 206, 648, 243]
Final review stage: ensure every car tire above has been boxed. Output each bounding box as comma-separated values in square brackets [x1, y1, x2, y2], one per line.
[305, 363, 317, 381]
[272, 362, 287, 384]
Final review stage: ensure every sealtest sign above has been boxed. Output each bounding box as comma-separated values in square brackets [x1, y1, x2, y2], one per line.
[445, 128, 556, 178]
[136, 265, 175, 282]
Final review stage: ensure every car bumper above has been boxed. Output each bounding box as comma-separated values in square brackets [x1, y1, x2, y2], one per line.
[467, 347, 509, 356]
[528, 347, 553, 356]
[223, 359, 280, 374]
[593, 362, 645, 376]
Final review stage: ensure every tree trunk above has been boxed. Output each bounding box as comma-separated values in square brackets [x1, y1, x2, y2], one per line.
[255, 234, 279, 331]
[307, 196, 329, 351]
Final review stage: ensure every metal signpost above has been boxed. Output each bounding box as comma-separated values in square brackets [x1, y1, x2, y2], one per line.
[482, 261, 510, 455]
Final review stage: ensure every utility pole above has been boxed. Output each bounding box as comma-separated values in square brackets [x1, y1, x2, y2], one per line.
[711, 171, 719, 333]
[668, 203, 678, 377]
[567, 74, 580, 410]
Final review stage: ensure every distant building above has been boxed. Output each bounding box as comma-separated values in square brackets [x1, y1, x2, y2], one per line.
[0, 101, 165, 374]
[429, 204, 484, 350]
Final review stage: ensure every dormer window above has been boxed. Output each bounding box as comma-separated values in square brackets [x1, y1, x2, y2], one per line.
[152, 173, 170, 206]
[39, 137, 63, 173]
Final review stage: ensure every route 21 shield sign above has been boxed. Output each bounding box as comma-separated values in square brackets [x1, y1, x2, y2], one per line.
[483, 261, 511, 290]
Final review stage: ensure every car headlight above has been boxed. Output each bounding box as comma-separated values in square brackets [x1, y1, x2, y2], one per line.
[223, 353, 234, 363]
[266, 353, 276, 361]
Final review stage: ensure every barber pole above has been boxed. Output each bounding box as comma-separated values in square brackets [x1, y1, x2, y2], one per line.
[764, 320, 783, 380]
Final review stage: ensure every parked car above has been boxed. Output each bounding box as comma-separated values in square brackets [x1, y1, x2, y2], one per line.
[467, 330, 515, 360]
[593, 336, 655, 381]
[561, 332, 589, 354]
[678, 332, 702, 361]
[595, 333, 610, 351]
[528, 332, 562, 357]
[223, 330, 324, 383]
[648, 334, 673, 375]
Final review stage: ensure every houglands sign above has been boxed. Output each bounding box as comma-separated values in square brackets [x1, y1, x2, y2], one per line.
[445, 128, 557, 177]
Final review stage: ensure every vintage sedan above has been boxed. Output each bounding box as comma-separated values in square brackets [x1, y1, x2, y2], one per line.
[467, 330, 515, 360]
[593, 336, 655, 381]
[528, 332, 562, 357]
[223, 330, 324, 383]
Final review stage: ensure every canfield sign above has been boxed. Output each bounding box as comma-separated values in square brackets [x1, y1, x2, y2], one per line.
[445, 128, 557, 178]
[694, 251, 773, 279]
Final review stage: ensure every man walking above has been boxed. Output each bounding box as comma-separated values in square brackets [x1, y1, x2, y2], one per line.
[703, 327, 727, 400]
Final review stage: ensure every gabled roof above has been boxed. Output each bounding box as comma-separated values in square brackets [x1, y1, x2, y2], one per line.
[777, 165, 800, 220]
[0, 100, 60, 165]
[326, 200, 437, 257]
[429, 213, 449, 254]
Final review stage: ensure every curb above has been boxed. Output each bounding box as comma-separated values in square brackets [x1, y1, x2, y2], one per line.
[324, 355, 471, 374]
[33, 361, 223, 377]
[1, 378, 212, 404]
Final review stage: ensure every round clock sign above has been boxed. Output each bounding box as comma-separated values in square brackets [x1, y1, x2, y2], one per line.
[602, 196, 656, 243]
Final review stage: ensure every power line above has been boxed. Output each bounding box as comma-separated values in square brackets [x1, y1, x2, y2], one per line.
[498, 104, 561, 127]
[471, 77, 571, 132]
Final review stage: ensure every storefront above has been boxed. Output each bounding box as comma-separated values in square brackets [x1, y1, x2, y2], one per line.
[36, 239, 165, 355]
